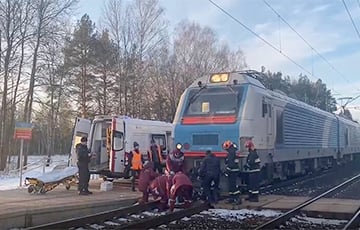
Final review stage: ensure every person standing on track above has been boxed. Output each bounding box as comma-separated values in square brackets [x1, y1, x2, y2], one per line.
[76, 136, 93, 195]
[198, 150, 221, 204]
[129, 141, 144, 191]
[223, 140, 241, 204]
[147, 139, 164, 174]
[244, 140, 261, 202]
[165, 143, 185, 174]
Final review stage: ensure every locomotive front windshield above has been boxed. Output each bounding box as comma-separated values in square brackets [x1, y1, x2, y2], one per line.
[184, 86, 244, 116]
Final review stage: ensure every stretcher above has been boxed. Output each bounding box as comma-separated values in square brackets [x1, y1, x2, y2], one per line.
[25, 166, 78, 194]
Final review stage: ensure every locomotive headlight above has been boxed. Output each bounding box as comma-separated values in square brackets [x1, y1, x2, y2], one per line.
[210, 73, 229, 83]
[176, 143, 182, 150]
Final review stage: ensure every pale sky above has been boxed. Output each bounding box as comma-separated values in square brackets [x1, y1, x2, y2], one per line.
[77, 0, 360, 114]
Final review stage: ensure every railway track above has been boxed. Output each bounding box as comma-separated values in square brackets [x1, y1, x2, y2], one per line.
[118, 201, 210, 229]
[26, 199, 210, 230]
[26, 200, 159, 229]
[342, 207, 360, 230]
[260, 168, 332, 194]
[255, 173, 360, 230]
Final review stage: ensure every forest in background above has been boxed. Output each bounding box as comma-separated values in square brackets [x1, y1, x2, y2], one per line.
[0, 0, 339, 170]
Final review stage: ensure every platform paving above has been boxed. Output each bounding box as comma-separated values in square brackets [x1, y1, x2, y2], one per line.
[0, 179, 141, 229]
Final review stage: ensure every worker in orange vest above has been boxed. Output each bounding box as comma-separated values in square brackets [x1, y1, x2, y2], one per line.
[147, 139, 164, 174]
[129, 141, 144, 191]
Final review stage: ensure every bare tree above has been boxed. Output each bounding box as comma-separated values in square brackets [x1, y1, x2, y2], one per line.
[128, 0, 168, 118]
[16, 0, 77, 166]
[101, 0, 168, 118]
[102, 0, 125, 114]
[0, 0, 34, 170]
[24, 0, 77, 122]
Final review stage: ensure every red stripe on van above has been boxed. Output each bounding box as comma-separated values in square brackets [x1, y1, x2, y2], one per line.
[181, 115, 236, 124]
[111, 118, 116, 172]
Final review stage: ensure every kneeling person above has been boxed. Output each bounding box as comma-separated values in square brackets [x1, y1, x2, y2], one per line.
[169, 171, 193, 212]
[149, 175, 169, 211]
[138, 161, 159, 203]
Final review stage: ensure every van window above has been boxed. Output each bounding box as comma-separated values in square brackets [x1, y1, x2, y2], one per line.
[113, 131, 124, 151]
[152, 134, 166, 150]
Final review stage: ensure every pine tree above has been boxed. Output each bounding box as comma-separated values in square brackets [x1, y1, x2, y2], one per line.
[63, 14, 97, 118]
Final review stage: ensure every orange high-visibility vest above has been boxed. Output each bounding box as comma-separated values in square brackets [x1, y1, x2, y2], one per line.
[131, 152, 143, 170]
[148, 145, 163, 162]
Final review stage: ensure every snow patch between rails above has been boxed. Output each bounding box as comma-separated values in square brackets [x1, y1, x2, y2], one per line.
[89, 223, 105, 229]
[117, 217, 128, 222]
[292, 216, 347, 225]
[201, 209, 282, 221]
[104, 221, 121, 226]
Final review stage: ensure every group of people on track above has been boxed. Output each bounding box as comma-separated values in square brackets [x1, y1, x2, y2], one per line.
[76, 136, 261, 211]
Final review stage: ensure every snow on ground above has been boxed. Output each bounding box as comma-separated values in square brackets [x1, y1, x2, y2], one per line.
[0, 154, 69, 190]
[291, 216, 348, 226]
[201, 208, 282, 221]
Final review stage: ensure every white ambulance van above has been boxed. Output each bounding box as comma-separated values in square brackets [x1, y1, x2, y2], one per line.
[69, 115, 173, 178]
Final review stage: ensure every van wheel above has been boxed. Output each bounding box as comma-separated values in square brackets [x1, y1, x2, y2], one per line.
[28, 185, 35, 193]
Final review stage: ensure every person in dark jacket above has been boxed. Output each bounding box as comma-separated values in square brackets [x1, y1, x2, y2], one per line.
[198, 150, 221, 204]
[244, 140, 261, 202]
[147, 139, 163, 173]
[76, 136, 93, 195]
[129, 141, 145, 191]
[223, 140, 241, 204]
[138, 161, 159, 203]
[166, 143, 185, 174]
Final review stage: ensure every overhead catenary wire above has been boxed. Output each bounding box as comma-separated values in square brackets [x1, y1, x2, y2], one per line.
[207, 0, 343, 96]
[263, 0, 357, 91]
[342, 0, 360, 40]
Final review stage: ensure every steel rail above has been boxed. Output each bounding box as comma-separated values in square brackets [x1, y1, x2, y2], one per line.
[260, 168, 332, 194]
[26, 199, 159, 229]
[342, 207, 360, 230]
[118, 201, 211, 229]
[256, 173, 360, 230]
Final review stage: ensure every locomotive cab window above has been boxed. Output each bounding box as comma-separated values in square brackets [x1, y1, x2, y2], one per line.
[184, 86, 244, 116]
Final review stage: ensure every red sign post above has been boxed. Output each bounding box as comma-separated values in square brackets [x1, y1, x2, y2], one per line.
[14, 122, 33, 140]
[14, 122, 33, 187]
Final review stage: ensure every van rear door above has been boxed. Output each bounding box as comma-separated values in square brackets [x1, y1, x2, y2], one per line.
[69, 117, 91, 166]
[110, 117, 125, 173]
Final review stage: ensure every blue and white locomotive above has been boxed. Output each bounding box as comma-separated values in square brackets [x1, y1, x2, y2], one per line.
[173, 70, 360, 182]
